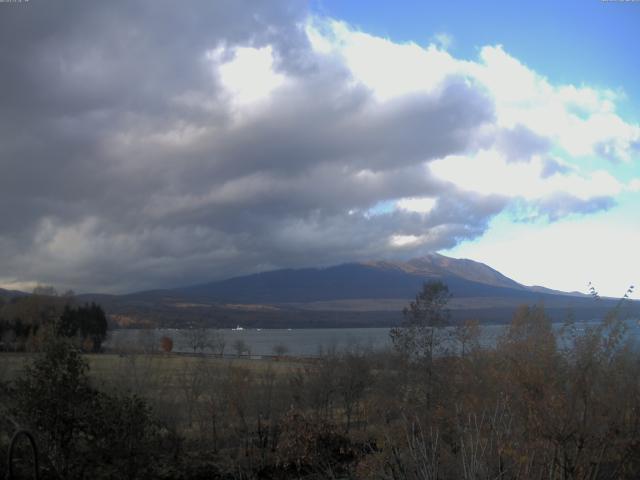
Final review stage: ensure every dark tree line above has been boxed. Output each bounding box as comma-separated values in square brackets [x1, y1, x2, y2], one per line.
[0, 289, 107, 352]
[58, 303, 108, 352]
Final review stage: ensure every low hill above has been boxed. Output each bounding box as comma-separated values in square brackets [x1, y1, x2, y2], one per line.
[0, 288, 28, 300]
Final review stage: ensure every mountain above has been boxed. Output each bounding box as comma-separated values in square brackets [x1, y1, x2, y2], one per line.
[364, 253, 526, 289]
[171, 254, 535, 304]
[77, 254, 630, 329]
[0, 287, 28, 300]
[169, 253, 593, 304]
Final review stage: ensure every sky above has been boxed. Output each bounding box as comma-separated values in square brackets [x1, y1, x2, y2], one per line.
[0, 0, 638, 297]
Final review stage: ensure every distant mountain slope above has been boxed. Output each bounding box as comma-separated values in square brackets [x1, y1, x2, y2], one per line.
[76, 254, 629, 328]
[409, 253, 527, 290]
[0, 287, 28, 299]
[168, 253, 581, 304]
[364, 253, 526, 290]
[172, 261, 539, 304]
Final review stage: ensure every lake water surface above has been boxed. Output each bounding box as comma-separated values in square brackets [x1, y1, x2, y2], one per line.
[104, 320, 640, 357]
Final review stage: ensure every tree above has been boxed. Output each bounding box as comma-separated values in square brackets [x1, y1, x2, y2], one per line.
[160, 335, 174, 353]
[210, 329, 226, 356]
[336, 352, 371, 433]
[88, 391, 159, 480]
[58, 304, 80, 337]
[177, 359, 206, 427]
[273, 343, 289, 358]
[390, 280, 452, 411]
[79, 303, 108, 352]
[58, 303, 108, 352]
[497, 304, 556, 362]
[452, 319, 481, 357]
[11, 336, 160, 479]
[12, 337, 95, 477]
[390, 280, 451, 361]
[137, 328, 158, 354]
[181, 327, 214, 354]
[0, 289, 74, 351]
[32, 285, 58, 297]
[233, 339, 250, 357]
[182, 327, 226, 355]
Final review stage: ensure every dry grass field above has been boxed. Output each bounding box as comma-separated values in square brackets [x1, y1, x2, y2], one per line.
[1, 352, 303, 391]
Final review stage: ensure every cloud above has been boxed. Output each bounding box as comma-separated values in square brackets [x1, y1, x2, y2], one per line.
[216, 45, 288, 107]
[396, 197, 437, 214]
[471, 46, 640, 162]
[629, 179, 640, 192]
[494, 125, 551, 163]
[443, 215, 640, 299]
[431, 33, 453, 51]
[429, 151, 623, 205]
[0, 2, 636, 292]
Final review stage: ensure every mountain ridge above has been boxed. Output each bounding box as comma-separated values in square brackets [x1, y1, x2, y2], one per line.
[69, 253, 627, 329]
[2, 253, 619, 328]
[162, 253, 584, 303]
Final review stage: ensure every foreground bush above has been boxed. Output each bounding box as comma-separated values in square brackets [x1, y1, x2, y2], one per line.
[9, 338, 161, 479]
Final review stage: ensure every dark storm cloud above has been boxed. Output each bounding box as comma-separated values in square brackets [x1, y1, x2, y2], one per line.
[0, 0, 588, 292]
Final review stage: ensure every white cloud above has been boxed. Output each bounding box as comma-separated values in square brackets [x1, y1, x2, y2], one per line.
[430, 151, 623, 201]
[302, 22, 636, 222]
[628, 179, 640, 192]
[308, 21, 640, 163]
[432, 32, 453, 50]
[215, 45, 287, 107]
[469, 45, 640, 162]
[0, 279, 39, 293]
[396, 197, 437, 213]
[443, 214, 639, 298]
[390, 234, 423, 247]
[308, 19, 463, 101]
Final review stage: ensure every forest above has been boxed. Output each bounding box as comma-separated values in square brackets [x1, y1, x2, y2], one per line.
[1, 282, 639, 479]
[0, 289, 108, 353]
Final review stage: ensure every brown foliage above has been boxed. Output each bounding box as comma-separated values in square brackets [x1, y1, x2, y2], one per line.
[160, 335, 174, 353]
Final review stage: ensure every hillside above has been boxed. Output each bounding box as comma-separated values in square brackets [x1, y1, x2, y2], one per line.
[73, 254, 632, 329]
[0, 288, 28, 300]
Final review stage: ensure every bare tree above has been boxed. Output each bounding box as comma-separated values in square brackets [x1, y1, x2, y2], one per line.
[336, 351, 371, 433]
[197, 362, 226, 451]
[272, 343, 289, 358]
[177, 358, 206, 427]
[137, 328, 158, 354]
[210, 329, 226, 356]
[452, 319, 481, 357]
[233, 339, 250, 357]
[181, 327, 213, 354]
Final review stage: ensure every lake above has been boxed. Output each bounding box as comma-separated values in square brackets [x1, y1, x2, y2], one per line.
[104, 320, 640, 357]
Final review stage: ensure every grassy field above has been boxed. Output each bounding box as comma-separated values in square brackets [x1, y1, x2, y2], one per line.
[1, 350, 314, 455]
[0, 352, 303, 388]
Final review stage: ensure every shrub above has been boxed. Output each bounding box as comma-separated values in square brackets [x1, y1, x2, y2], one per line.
[11, 337, 162, 479]
[160, 335, 174, 353]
